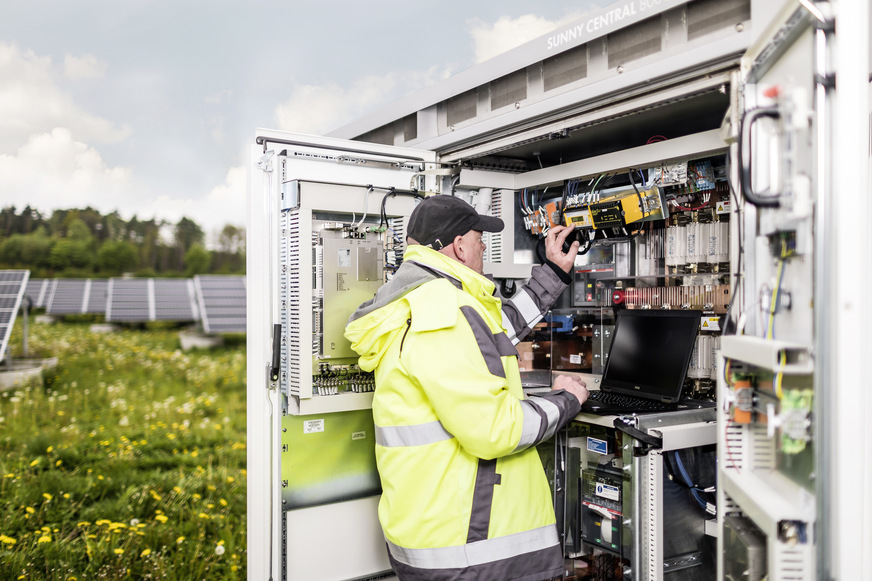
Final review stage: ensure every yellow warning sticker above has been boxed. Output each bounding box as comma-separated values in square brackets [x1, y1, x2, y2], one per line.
[700, 317, 720, 331]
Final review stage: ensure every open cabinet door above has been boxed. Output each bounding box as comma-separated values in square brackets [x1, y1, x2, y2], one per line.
[719, 0, 871, 579]
[247, 130, 439, 581]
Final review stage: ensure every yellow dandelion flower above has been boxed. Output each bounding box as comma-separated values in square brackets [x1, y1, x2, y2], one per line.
[63, 493, 70, 499]
[198, 513, 209, 519]
[114, 548, 124, 555]
[29, 459, 39, 467]
[219, 499, 228, 507]
[0, 534, 17, 545]
[176, 536, 185, 544]
[43, 493, 52, 501]
[25, 507, 35, 514]
[155, 515, 168, 524]
[97, 475, 104, 480]
[77, 521, 91, 527]
[56, 460, 63, 467]
[4, 473, 14, 478]
[192, 493, 202, 501]
[37, 535, 51, 543]
[46, 446, 53, 453]
[226, 476, 235, 484]
[141, 548, 151, 557]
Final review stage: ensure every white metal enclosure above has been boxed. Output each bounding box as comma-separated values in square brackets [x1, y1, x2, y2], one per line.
[247, 0, 871, 579]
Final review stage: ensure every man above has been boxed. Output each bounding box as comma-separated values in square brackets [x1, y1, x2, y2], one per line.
[345, 194, 589, 581]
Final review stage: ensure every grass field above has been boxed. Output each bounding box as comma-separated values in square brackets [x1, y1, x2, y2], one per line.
[0, 318, 247, 580]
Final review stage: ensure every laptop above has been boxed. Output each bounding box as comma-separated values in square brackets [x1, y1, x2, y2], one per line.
[580, 309, 702, 415]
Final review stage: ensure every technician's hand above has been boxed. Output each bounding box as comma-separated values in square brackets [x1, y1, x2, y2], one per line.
[545, 225, 580, 274]
[553, 374, 588, 405]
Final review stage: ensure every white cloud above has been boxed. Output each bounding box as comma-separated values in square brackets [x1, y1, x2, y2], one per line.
[207, 165, 246, 220]
[0, 127, 241, 236]
[0, 127, 134, 212]
[0, 43, 129, 153]
[469, 13, 582, 63]
[274, 67, 452, 136]
[63, 53, 107, 79]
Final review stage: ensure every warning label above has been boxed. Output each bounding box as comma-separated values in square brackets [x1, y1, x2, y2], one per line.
[700, 317, 721, 331]
[303, 419, 325, 434]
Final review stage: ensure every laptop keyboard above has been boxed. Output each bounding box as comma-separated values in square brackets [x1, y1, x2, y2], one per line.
[583, 390, 677, 413]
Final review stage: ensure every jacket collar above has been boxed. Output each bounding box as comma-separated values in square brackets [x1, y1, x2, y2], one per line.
[403, 245, 496, 300]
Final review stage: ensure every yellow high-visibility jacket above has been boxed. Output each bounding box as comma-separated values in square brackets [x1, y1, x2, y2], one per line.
[345, 245, 581, 581]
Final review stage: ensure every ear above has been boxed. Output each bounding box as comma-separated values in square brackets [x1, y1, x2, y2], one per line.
[450, 235, 468, 263]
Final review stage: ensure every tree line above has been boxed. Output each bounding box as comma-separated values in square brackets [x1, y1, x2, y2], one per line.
[0, 206, 245, 278]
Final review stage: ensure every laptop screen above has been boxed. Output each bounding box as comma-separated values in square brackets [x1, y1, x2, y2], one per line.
[600, 309, 701, 403]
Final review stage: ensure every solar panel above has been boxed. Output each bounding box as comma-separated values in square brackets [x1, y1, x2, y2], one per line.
[25, 278, 51, 308]
[46, 279, 89, 315]
[106, 278, 152, 322]
[84, 280, 109, 314]
[153, 279, 198, 321]
[0, 270, 29, 363]
[194, 275, 246, 334]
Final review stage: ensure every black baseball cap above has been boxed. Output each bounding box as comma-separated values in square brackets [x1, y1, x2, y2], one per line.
[407, 195, 504, 250]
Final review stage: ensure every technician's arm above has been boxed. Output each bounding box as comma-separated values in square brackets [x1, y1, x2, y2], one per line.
[501, 226, 580, 344]
[405, 305, 583, 460]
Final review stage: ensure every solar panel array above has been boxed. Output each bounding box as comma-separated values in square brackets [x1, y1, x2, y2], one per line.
[104, 278, 199, 323]
[25, 276, 242, 332]
[0, 270, 29, 363]
[46, 279, 109, 315]
[25, 278, 52, 309]
[194, 275, 246, 334]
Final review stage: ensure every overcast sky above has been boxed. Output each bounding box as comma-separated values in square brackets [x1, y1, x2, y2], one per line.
[0, 1, 607, 243]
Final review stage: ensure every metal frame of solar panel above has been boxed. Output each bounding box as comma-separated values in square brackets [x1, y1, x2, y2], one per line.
[25, 278, 52, 309]
[0, 270, 30, 363]
[194, 275, 246, 334]
[153, 279, 198, 321]
[106, 278, 152, 322]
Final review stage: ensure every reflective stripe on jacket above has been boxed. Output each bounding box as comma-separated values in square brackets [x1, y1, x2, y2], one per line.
[345, 245, 581, 581]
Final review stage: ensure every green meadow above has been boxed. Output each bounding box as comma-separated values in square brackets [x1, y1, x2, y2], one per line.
[0, 318, 247, 580]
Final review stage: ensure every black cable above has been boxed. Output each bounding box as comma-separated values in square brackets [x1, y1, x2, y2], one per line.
[722, 151, 745, 336]
[380, 189, 425, 229]
[577, 229, 592, 256]
[628, 170, 645, 217]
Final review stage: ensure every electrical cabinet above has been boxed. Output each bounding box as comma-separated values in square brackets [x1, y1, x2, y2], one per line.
[560, 409, 718, 581]
[247, 1, 871, 580]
